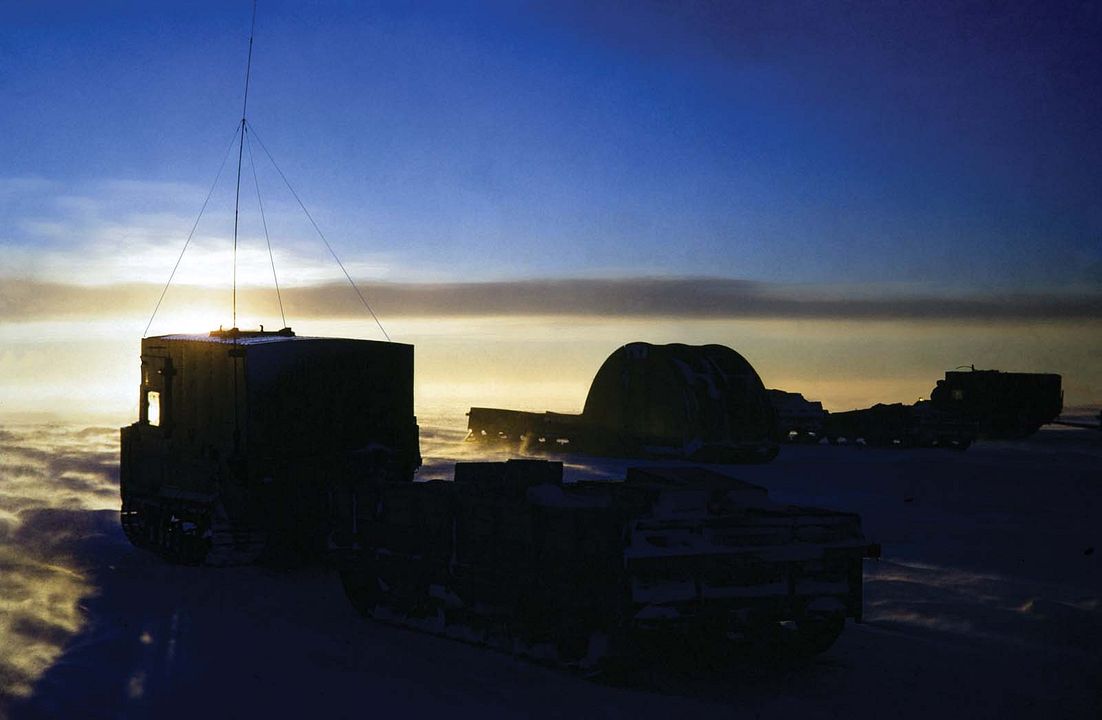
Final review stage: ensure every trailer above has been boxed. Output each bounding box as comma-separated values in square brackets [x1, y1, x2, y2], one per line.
[338, 461, 876, 666]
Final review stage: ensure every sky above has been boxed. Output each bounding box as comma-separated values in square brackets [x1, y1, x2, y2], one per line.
[1, 0, 1100, 421]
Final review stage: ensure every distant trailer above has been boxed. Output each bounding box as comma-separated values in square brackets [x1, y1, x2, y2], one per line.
[820, 402, 976, 450]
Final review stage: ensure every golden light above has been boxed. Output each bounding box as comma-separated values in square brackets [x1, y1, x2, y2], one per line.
[146, 391, 161, 427]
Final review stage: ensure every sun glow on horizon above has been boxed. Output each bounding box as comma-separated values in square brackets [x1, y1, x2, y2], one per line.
[0, 313, 1099, 425]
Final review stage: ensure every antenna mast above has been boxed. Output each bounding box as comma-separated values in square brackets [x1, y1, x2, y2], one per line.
[143, 0, 389, 341]
[231, 0, 258, 329]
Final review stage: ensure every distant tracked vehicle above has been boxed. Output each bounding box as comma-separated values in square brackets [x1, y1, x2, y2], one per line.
[930, 368, 1063, 439]
[770, 367, 1062, 449]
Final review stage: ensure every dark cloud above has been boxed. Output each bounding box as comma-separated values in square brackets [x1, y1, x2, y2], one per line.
[2, 277, 1100, 323]
[74, 426, 117, 437]
[12, 507, 119, 558]
[2, 446, 53, 464]
[3, 463, 44, 478]
[9, 616, 73, 651]
[327, 278, 1102, 322]
[55, 474, 119, 496]
[53, 456, 119, 480]
[0, 280, 166, 321]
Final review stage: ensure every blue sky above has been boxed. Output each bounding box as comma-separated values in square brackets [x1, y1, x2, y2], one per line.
[2, 0, 1099, 289]
[1, 1, 1101, 418]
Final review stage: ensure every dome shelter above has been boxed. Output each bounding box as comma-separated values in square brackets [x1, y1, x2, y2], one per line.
[468, 342, 779, 463]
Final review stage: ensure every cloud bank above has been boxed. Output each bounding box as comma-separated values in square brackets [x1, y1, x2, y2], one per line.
[1, 276, 1099, 323]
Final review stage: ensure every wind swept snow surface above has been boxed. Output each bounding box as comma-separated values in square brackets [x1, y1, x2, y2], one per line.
[1, 420, 1099, 719]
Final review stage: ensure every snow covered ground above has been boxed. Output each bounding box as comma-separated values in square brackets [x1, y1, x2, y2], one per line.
[1, 417, 1099, 719]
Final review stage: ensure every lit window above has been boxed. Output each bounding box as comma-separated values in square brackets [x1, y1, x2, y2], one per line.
[951, 389, 964, 401]
[147, 391, 161, 427]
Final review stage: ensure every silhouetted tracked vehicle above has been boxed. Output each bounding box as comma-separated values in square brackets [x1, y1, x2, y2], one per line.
[339, 460, 872, 665]
[120, 328, 420, 564]
[467, 343, 780, 463]
[805, 368, 1062, 448]
[930, 368, 1063, 439]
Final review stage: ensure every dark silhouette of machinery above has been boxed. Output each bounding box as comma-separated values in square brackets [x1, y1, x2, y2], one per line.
[819, 401, 976, 449]
[339, 460, 871, 665]
[119, 331, 874, 664]
[929, 368, 1063, 439]
[770, 367, 1063, 449]
[467, 342, 780, 463]
[119, 328, 420, 564]
[767, 390, 826, 443]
